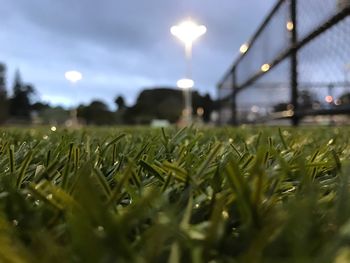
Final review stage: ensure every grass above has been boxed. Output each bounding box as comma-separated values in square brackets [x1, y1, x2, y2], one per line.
[0, 126, 349, 262]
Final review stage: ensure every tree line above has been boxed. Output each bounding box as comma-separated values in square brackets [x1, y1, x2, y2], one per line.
[0, 63, 218, 125]
[0, 64, 35, 124]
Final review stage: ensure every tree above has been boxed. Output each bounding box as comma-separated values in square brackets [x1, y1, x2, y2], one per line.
[338, 92, 350, 105]
[114, 95, 128, 124]
[122, 87, 215, 124]
[38, 106, 70, 125]
[32, 102, 50, 112]
[192, 93, 214, 123]
[124, 88, 183, 124]
[9, 70, 35, 120]
[0, 63, 8, 124]
[77, 100, 115, 125]
[115, 95, 126, 110]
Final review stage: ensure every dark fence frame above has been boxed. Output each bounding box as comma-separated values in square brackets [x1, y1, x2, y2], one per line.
[217, 0, 350, 125]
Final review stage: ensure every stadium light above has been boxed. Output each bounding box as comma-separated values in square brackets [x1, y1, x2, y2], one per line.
[171, 19, 206, 125]
[64, 70, 82, 127]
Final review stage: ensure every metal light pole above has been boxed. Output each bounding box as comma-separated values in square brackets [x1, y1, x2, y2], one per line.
[64, 70, 82, 127]
[171, 19, 206, 125]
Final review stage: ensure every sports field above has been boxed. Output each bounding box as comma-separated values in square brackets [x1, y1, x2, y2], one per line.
[0, 126, 349, 262]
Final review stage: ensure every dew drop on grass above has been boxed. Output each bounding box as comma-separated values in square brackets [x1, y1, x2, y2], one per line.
[34, 200, 40, 206]
[229, 138, 233, 143]
[195, 203, 200, 209]
[46, 194, 53, 200]
[43, 135, 48, 140]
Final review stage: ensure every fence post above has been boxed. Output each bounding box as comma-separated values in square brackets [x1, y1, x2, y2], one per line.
[290, 0, 299, 126]
[231, 68, 238, 125]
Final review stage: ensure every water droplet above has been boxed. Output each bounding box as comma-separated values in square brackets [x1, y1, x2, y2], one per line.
[43, 135, 49, 140]
[34, 200, 40, 206]
[195, 203, 200, 209]
[229, 138, 234, 143]
[46, 194, 53, 200]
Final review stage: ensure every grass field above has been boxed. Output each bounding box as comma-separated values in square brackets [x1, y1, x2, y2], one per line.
[0, 126, 350, 262]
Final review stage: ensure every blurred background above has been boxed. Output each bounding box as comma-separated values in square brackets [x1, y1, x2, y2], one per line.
[0, 0, 349, 126]
[218, 0, 350, 126]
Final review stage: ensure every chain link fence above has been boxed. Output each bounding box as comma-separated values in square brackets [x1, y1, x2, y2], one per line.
[217, 0, 350, 125]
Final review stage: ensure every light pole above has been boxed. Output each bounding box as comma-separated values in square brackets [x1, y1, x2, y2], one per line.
[171, 19, 206, 125]
[64, 70, 82, 127]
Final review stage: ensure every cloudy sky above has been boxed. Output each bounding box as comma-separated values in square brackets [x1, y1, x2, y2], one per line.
[1, 0, 276, 109]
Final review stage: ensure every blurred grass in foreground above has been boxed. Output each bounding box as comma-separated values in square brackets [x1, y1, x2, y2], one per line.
[0, 126, 349, 262]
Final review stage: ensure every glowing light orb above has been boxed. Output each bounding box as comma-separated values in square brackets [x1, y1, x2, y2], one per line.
[65, 71, 82, 83]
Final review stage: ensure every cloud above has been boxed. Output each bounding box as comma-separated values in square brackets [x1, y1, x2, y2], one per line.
[0, 0, 276, 107]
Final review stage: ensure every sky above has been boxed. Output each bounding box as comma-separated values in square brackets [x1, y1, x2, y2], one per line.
[0, 0, 277, 109]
